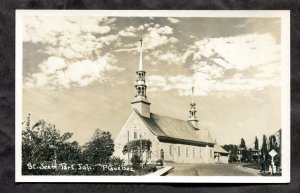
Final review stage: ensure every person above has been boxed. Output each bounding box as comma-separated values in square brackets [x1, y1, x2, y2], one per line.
[260, 154, 266, 173]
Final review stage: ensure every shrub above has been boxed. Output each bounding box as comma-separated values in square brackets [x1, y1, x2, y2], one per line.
[131, 154, 142, 169]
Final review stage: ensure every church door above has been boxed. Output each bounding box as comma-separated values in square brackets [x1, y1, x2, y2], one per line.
[160, 149, 164, 160]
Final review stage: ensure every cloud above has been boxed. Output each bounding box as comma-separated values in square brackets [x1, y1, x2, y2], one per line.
[24, 54, 124, 89]
[118, 30, 136, 37]
[156, 26, 173, 35]
[23, 16, 119, 61]
[191, 33, 280, 71]
[156, 51, 183, 65]
[38, 56, 66, 75]
[142, 26, 175, 50]
[118, 25, 138, 37]
[23, 16, 112, 44]
[167, 17, 180, 24]
[147, 33, 281, 96]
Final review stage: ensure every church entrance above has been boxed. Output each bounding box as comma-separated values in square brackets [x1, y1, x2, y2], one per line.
[160, 149, 164, 160]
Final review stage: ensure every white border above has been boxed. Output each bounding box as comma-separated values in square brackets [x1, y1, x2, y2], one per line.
[15, 10, 290, 183]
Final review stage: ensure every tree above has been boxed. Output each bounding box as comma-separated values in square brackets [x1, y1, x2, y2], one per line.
[273, 130, 282, 170]
[269, 135, 277, 151]
[239, 138, 249, 162]
[22, 114, 81, 164]
[269, 133, 281, 171]
[223, 144, 238, 163]
[254, 136, 259, 151]
[260, 134, 269, 173]
[122, 139, 152, 165]
[83, 129, 115, 164]
[239, 138, 246, 149]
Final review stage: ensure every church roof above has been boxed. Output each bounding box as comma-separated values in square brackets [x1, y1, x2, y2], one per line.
[214, 144, 229, 154]
[134, 109, 215, 146]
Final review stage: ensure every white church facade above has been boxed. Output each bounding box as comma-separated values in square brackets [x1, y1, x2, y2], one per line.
[114, 39, 228, 164]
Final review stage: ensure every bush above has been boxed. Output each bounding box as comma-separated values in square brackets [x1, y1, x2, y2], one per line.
[131, 154, 142, 169]
[109, 156, 124, 167]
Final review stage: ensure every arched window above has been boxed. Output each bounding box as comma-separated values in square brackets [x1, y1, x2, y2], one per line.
[199, 148, 202, 158]
[169, 145, 173, 155]
[160, 149, 164, 160]
[134, 131, 137, 139]
[141, 87, 144, 96]
[193, 147, 195, 157]
[186, 147, 189, 157]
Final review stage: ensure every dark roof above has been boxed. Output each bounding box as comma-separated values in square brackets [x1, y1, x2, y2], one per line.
[134, 109, 215, 146]
[214, 144, 229, 154]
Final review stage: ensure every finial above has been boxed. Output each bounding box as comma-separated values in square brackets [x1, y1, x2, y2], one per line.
[138, 38, 144, 71]
[191, 86, 194, 104]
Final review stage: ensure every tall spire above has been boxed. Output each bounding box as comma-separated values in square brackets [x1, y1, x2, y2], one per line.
[188, 86, 199, 129]
[138, 37, 144, 71]
[131, 38, 151, 118]
[192, 86, 194, 104]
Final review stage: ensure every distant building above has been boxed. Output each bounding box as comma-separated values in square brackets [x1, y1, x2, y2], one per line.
[114, 39, 227, 164]
[214, 144, 229, 163]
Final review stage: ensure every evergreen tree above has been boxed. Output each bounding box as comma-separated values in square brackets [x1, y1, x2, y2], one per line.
[240, 138, 246, 149]
[269, 135, 277, 150]
[260, 135, 269, 172]
[254, 136, 259, 150]
[239, 138, 249, 162]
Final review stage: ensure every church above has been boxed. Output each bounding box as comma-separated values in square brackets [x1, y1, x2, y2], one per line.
[113, 39, 228, 164]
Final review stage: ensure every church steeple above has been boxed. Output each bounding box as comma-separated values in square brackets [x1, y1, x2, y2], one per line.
[188, 86, 199, 129]
[131, 38, 151, 118]
[138, 38, 144, 71]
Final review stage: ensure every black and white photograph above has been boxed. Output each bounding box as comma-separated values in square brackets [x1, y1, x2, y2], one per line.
[15, 10, 290, 183]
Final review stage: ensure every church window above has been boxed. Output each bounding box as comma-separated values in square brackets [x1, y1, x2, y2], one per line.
[193, 147, 195, 157]
[134, 131, 137, 139]
[141, 87, 144, 96]
[147, 151, 151, 160]
[199, 148, 202, 158]
[210, 149, 212, 158]
[178, 146, 181, 156]
[186, 147, 189, 157]
[169, 145, 173, 155]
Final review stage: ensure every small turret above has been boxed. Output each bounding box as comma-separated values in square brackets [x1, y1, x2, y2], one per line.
[188, 86, 199, 129]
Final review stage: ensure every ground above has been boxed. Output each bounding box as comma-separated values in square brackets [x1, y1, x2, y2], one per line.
[165, 163, 260, 176]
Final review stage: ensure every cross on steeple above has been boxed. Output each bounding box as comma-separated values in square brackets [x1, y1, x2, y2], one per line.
[138, 37, 144, 71]
[192, 86, 194, 104]
[139, 37, 143, 47]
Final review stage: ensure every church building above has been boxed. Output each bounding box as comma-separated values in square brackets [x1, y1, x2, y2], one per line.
[114, 39, 228, 164]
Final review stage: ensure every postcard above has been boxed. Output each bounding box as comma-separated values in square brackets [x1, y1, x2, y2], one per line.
[15, 10, 290, 183]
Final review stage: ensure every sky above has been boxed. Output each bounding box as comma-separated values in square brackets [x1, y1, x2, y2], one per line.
[22, 14, 282, 147]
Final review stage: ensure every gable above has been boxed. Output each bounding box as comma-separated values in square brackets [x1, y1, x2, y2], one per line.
[114, 110, 158, 146]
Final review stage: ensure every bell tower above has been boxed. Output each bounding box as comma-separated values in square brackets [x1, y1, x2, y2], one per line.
[188, 86, 199, 129]
[131, 38, 151, 118]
